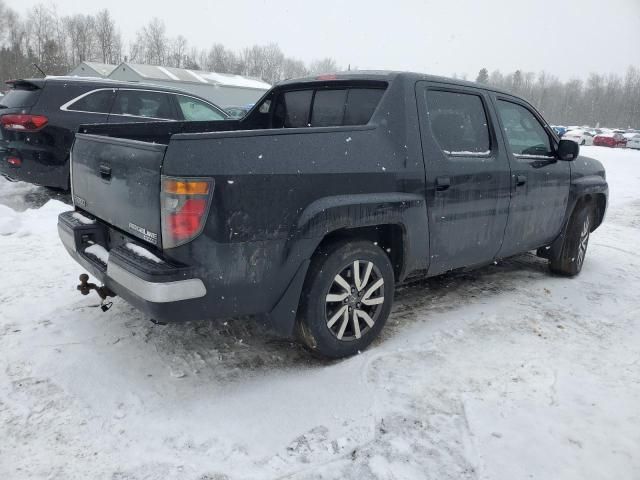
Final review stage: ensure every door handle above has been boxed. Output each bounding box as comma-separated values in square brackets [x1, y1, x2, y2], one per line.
[99, 163, 111, 180]
[435, 176, 451, 192]
[516, 174, 527, 187]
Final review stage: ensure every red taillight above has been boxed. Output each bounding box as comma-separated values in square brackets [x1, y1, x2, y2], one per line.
[167, 199, 207, 240]
[7, 156, 22, 167]
[317, 74, 337, 80]
[0, 114, 48, 131]
[161, 177, 213, 248]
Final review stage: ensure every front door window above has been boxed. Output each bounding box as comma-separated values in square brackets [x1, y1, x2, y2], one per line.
[496, 100, 553, 157]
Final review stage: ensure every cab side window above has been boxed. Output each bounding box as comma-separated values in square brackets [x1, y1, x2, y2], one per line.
[273, 90, 313, 128]
[425, 90, 491, 154]
[343, 88, 384, 125]
[496, 100, 553, 157]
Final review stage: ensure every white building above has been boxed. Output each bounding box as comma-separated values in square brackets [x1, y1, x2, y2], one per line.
[107, 62, 270, 107]
[68, 62, 118, 78]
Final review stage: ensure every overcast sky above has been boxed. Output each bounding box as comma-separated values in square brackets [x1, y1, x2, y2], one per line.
[8, 0, 640, 80]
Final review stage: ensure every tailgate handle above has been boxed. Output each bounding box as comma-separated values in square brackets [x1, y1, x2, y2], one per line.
[99, 163, 112, 180]
[435, 176, 451, 191]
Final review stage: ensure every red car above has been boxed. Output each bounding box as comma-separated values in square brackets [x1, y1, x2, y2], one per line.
[593, 132, 627, 147]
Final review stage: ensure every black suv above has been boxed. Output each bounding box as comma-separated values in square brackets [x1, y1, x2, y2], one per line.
[0, 77, 228, 189]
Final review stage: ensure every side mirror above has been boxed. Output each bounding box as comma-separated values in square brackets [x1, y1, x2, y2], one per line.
[557, 139, 579, 161]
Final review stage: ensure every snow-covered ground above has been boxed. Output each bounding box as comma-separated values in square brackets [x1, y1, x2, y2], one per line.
[1, 146, 639, 480]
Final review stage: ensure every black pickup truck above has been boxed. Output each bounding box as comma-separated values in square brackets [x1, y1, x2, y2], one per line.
[58, 71, 608, 358]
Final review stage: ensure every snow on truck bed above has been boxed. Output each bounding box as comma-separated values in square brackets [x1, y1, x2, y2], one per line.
[0, 146, 639, 480]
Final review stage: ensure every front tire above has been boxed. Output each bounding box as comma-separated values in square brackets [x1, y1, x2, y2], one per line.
[550, 204, 593, 276]
[297, 240, 395, 359]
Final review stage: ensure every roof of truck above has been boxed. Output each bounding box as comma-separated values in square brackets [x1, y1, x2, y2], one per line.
[277, 70, 515, 97]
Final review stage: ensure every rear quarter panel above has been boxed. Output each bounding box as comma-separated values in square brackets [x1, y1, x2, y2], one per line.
[161, 78, 428, 318]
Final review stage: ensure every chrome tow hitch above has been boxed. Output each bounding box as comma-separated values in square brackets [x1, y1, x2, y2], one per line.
[77, 273, 116, 312]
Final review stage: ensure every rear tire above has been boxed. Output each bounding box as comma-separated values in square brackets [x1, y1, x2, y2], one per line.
[549, 204, 593, 276]
[297, 240, 395, 359]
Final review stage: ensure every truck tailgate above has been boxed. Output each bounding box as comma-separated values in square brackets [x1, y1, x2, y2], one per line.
[71, 133, 165, 246]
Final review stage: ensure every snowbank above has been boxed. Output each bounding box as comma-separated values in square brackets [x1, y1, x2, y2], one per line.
[1, 148, 639, 479]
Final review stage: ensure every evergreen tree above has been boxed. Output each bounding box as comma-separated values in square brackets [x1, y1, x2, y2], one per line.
[476, 68, 489, 84]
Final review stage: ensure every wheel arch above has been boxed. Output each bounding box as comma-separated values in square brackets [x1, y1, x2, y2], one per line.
[546, 188, 607, 263]
[266, 193, 430, 339]
[567, 175, 608, 231]
[571, 192, 606, 231]
[295, 192, 430, 282]
[312, 224, 407, 281]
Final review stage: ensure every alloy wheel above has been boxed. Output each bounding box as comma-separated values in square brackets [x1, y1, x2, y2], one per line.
[325, 260, 385, 341]
[577, 216, 590, 267]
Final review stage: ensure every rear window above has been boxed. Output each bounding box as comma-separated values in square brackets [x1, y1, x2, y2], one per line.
[311, 89, 348, 127]
[0, 87, 41, 109]
[273, 87, 385, 128]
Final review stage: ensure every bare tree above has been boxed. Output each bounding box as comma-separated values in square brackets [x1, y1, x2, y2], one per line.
[205, 44, 230, 72]
[182, 46, 201, 70]
[282, 58, 308, 80]
[26, 4, 56, 64]
[239, 45, 264, 78]
[130, 18, 168, 65]
[64, 14, 97, 65]
[261, 43, 285, 84]
[0, 0, 9, 42]
[167, 35, 188, 68]
[95, 9, 121, 64]
[309, 57, 338, 75]
[622, 67, 640, 127]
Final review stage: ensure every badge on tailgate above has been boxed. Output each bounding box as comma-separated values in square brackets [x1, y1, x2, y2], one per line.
[128, 222, 158, 245]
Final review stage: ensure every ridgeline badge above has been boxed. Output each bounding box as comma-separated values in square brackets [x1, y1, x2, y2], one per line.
[128, 222, 158, 244]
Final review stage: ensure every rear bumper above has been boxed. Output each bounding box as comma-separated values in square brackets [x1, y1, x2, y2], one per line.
[58, 210, 208, 321]
[0, 145, 69, 189]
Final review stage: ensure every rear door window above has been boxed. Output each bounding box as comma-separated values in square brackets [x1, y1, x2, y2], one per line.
[425, 90, 491, 154]
[111, 90, 176, 120]
[65, 90, 115, 114]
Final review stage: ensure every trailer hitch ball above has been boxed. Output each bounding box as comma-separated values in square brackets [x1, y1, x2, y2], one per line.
[77, 274, 93, 296]
[77, 273, 116, 311]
